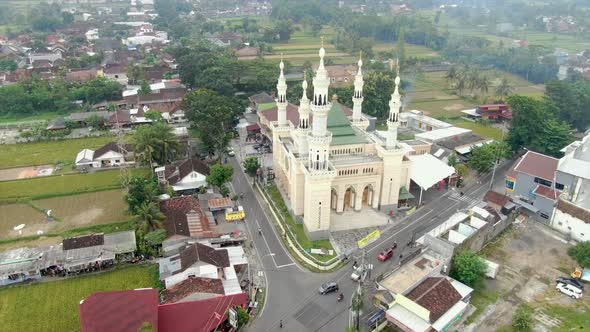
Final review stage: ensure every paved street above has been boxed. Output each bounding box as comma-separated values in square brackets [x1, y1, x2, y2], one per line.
[230, 132, 513, 331]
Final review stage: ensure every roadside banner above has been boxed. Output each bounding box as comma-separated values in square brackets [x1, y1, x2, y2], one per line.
[226, 210, 245, 221]
[357, 229, 381, 248]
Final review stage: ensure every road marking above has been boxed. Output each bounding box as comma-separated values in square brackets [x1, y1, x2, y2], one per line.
[276, 263, 296, 268]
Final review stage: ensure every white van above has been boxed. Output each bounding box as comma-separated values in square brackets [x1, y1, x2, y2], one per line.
[556, 282, 583, 299]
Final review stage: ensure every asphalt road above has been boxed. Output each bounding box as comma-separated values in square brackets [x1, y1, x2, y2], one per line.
[230, 150, 514, 332]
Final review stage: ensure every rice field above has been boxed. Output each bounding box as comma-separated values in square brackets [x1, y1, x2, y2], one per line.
[0, 203, 46, 238]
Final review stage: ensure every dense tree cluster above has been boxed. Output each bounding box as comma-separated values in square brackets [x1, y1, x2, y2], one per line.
[0, 76, 123, 116]
[544, 79, 590, 132]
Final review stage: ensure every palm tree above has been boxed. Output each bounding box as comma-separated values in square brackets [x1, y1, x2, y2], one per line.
[495, 78, 514, 100]
[134, 201, 165, 235]
[467, 68, 480, 93]
[135, 130, 156, 169]
[152, 123, 181, 163]
[478, 75, 490, 95]
[445, 65, 458, 86]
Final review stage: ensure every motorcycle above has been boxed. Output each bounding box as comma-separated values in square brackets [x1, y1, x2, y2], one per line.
[337, 293, 344, 302]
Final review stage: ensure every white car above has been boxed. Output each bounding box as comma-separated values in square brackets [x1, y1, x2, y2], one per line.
[556, 282, 583, 299]
[351, 265, 367, 282]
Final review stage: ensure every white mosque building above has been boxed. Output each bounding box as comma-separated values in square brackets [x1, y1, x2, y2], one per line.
[270, 45, 416, 239]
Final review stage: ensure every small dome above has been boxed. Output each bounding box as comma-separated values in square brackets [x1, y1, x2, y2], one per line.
[395, 76, 400, 85]
[357, 58, 363, 67]
[279, 60, 284, 70]
[332, 94, 338, 101]
[319, 47, 325, 58]
[302, 79, 308, 90]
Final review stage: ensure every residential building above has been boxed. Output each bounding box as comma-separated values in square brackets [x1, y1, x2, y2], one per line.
[75, 141, 135, 170]
[461, 104, 512, 122]
[1, 231, 136, 286]
[79, 288, 247, 332]
[162, 108, 187, 123]
[85, 29, 100, 41]
[160, 195, 216, 239]
[505, 150, 560, 220]
[400, 110, 453, 132]
[122, 81, 186, 109]
[312, 64, 357, 86]
[235, 45, 259, 57]
[101, 64, 128, 85]
[248, 92, 275, 111]
[156, 158, 210, 192]
[414, 127, 472, 143]
[551, 133, 590, 241]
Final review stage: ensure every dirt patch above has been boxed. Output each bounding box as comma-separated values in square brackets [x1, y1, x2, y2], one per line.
[0, 165, 54, 181]
[34, 189, 129, 229]
[0, 236, 63, 252]
[0, 203, 47, 237]
[443, 103, 467, 111]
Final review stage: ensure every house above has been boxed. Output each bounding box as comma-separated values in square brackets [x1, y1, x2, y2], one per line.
[156, 158, 210, 192]
[101, 64, 128, 85]
[75, 142, 134, 170]
[46, 117, 67, 130]
[65, 68, 98, 82]
[400, 110, 453, 132]
[461, 104, 512, 122]
[235, 45, 259, 57]
[385, 276, 473, 332]
[505, 150, 560, 220]
[414, 127, 472, 143]
[159, 195, 215, 239]
[0, 231, 136, 286]
[162, 108, 187, 123]
[85, 29, 100, 41]
[79, 288, 247, 332]
[158, 241, 248, 297]
[248, 92, 275, 111]
[65, 111, 110, 126]
[312, 64, 357, 86]
[122, 81, 186, 109]
[550, 133, 590, 241]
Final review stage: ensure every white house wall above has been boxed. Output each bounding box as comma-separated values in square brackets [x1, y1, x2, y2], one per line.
[551, 209, 590, 242]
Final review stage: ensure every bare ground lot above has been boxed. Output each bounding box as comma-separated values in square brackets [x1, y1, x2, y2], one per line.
[0, 165, 54, 181]
[0, 190, 129, 238]
[458, 220, 589, 332]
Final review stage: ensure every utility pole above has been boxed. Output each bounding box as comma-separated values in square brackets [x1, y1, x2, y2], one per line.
[356, 249, 365, 330]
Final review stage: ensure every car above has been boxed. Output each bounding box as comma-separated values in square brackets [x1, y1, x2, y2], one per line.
[351, 265, 368, 282]
[556, 277, 584, 290]
[378, 247, 394, 262]
[318, 282, 339, 295]
[253, 144, 262, 149]
[226, 147, 235, 157]
[556, 282, 583, 299]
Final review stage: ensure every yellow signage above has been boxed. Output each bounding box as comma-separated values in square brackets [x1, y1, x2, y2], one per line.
[357, 229, 381, 248]
[225, 210, 245, 221]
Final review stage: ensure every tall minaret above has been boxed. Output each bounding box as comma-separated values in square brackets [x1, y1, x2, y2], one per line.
[386, 74, 402, 149]
[352, 54, 364, 122]
[308, 39, 332, 171]
[297, 79, 311, 154]
[276, 56, 288, 127]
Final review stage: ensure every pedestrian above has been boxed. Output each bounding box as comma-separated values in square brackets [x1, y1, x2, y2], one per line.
[399, 253, 403, 260]
[279, 320, 283, 328]
[387, 218, 390, 224]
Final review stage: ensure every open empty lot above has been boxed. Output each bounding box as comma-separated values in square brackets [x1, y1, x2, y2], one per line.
[460, 220, 589, 332]
[0, 203, 46, 238]
[0, 264, 157, 332]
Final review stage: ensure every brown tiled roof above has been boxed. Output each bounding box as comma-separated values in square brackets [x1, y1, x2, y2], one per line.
[103, 64, 126, 74]
[483, 191, 509, 206]
[406, 277, 462, 322]
[557, 199, 590, 223]
[65, 68, 97, 82]
[179, 243, 229, 270]
[162, 276, 224, 304]
[249, 92, 274, 104]
[207, 197, 233, 210]
[260, 103, 300, 126]
[533, 185, 559, 200]
[108, 109, 131, 124]
[160, 196, 211, 237]
[177, 158, 209, 181]
[63, 233, 104, 250]
[94, 142, 126, 159]
[513, 150, 558, 181]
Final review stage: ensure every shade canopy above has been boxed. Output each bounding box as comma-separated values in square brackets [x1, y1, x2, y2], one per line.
[409, 154, 456, 190]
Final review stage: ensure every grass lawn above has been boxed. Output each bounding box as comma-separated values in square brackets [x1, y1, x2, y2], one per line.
[0, 136, 116, 169]
[0, 264, 158, 332]
[0, 111, 65, 125]
[465, 288, 500, 324]
[0, 168, 148, 200]
[265, 184, 335, 262]
[448, 120, 505, 140]
[544, 303, 590, 331]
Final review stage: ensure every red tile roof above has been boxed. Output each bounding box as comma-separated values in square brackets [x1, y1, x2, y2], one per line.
[79, 288, 159, 332]
[533, 185, 560, 200]
[513, 151, 558, 181]
[160, 196, 212, 238]
[179, 243, 230, 271]
[557, 198, 590, 223]
[162, 276, 224, 303]
[483, 190, 510, 206]
[158, 293, 248, 332]
[406, 277, 462, 323]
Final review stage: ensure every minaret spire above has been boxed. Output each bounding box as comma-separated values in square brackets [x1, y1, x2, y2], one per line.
[299, 79, 310, 130]
[276, 54, 288, 126]
[308, 40, 332, 171]
[352, 51, 364, 122]
[386, 71, 402, 149]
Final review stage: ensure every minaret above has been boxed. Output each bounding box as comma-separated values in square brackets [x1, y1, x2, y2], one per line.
[352, 54, 364, 122]
[297, 79, 311, 155]
[308, 40, 332, 171]
[276, 56, 288, 127]
[386, 74, 401, 149]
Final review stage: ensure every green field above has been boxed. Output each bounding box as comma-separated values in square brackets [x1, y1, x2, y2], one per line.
[0, 111, 65, 125]
[448, 120, 505, 140]
[0, 136, 117, 169]
[0, 168, 148, 200]
[0, 264, 158, 332]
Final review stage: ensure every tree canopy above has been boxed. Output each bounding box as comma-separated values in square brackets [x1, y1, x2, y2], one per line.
[182, 88, 241, 156]
[243, 156, 260, 178]
[134, 122, 182, 167]
[506, 95, 573, 157]
[450, 249, 487, 287]
[468, 141, 511, 173]
[544, 79, 590, 132]
[207, 164, 234, 190]
[567, 241, 590, 268]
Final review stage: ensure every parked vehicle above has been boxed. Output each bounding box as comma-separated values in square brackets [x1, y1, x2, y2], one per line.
[378, 247, 394, 262]
[226, 147, 235, 156]
[319, 282, 339, 295]
[556, 277, 584, 290]
[556, 282, 583, 299]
